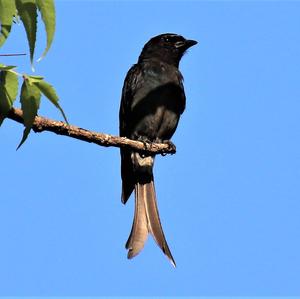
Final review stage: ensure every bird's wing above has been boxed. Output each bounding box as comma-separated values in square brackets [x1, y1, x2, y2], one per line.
[119, 63, 144, 137]
[120, 62, 186, 136]
[119, 63, 145, 203]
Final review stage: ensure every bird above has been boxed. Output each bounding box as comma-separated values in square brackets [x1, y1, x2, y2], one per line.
[119, 33, 197, 267]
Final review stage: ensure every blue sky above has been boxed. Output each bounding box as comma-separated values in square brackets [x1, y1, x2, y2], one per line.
[0, 0, 299, 296]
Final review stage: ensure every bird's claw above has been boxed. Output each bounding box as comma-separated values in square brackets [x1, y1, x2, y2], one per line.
[135, 136, 152, 157]
[161, 140, 176, 156]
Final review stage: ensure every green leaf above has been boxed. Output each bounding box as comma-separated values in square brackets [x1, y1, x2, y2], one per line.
[15, 0, 37, 65]
[33, 79, 68, 123]
[36, 0, 55, 61]
[4, 71, 18, 102]
[17, 79, 41, 149]
[27, 74, 44, 83]
[0, 70, 18, 125]
[0, 64, 16, 70]
[0, 0, 16, 47]
[29, 75, 43, 80]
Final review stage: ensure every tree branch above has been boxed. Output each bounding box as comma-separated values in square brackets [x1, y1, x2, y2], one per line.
[6, 108, 176, 155]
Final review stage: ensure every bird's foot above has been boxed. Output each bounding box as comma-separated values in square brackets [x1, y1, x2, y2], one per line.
[134, 135, 153, 157]
[161, 139, 176, 156]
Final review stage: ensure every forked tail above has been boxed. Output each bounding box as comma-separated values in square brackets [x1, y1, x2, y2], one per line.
[125, 180, 176, 267]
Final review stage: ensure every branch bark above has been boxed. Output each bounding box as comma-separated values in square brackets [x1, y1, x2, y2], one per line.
[6, 108, 176, 155]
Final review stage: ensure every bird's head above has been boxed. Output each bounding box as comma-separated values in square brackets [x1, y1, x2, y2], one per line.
[138, 33, 197, 66]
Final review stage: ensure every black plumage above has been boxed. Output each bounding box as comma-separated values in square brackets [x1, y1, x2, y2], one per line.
[119, 33, 197, 266]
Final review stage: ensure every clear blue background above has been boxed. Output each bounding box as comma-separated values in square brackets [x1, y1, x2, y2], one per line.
[0, 0, 299, 296]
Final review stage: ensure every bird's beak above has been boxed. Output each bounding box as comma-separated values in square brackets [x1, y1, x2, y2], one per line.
[185, 39, 198, 49]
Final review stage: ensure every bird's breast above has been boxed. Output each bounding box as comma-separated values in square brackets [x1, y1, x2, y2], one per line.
[129, 64, 185, 141]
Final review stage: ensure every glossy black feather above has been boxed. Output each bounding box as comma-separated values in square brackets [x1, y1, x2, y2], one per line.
[119, 33, 197, 265]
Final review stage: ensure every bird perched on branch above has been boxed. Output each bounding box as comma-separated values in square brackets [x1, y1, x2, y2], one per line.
[119, 33, 197, 266]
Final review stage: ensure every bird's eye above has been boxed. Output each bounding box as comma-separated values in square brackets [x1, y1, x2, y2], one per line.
[164, 37, 170, 42]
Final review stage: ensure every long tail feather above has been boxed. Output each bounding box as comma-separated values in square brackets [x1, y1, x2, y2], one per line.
[126, 186, 148, 258]
[143, 181, 176, 267]
[126, 180, 176, 267]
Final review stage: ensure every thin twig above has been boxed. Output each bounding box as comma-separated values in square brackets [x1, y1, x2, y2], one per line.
[6, 108, 176, 155]
[0, 53, 26, 56]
